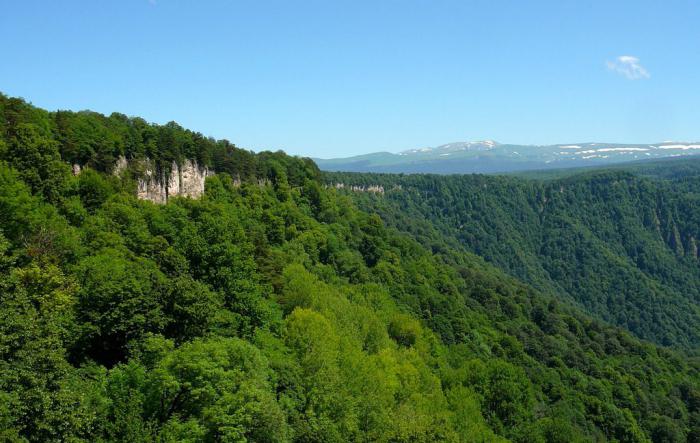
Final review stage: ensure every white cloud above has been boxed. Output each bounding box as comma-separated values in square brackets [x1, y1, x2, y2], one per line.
[606, 55, 650, 80]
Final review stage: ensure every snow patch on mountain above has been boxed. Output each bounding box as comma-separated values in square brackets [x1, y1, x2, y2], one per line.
[596, 147, 650, 152]
[401, 140, 499, 155]
[658, 144, 700, 150]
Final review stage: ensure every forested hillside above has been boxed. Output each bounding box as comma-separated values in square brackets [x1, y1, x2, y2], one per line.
[2, 94, 700, 442]
[325, 169, 700, 349]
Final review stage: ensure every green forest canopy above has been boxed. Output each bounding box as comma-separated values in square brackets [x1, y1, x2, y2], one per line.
[1, 93, 700, 442]
[325, 167, 700, 349]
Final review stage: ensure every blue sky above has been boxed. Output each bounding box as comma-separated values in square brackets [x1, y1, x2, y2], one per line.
[2, 0, 699, 158]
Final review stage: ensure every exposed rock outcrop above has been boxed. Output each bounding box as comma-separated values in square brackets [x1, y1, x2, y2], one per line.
[136, 158, 212, 204]
[71, 155, 217, 203]
[113, 155, 128, 176]
[329, 183, 386, 194]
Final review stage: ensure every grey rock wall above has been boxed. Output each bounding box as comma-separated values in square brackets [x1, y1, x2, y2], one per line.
[68, 156, 212, 203]
[135, 158, 212, 204]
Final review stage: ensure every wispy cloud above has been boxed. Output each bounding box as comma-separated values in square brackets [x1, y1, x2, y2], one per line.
[606, 56, 650, 80]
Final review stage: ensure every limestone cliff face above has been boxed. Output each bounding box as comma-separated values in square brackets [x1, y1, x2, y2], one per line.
[328, 183, 387, 194]
[135, 158, 212, 204]
[101, 156, 211, 204]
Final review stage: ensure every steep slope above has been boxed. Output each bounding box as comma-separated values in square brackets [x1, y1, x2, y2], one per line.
[1, 94, 700, 442]
[325, 169, 700, 348]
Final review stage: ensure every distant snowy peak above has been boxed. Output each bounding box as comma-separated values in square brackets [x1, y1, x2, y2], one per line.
[394, 140, 700, 160]
[656, 143, 700, 150]
[315, 140, 700, 174]
[400, 140, 499, 155]
[438, 140, 499, 151]
[552, 143, 700, 157]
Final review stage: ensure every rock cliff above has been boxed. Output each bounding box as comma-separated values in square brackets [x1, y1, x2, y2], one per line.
[134, 158, 212, 204]
[327, 183, 401, 194]
[72, 156, 218, 203]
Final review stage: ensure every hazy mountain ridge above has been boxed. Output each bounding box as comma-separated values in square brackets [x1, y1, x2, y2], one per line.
[316, 140, 700, 174]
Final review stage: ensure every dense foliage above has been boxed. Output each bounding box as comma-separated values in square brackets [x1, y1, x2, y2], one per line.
[325, 169, 700, 349]
[1, 94, 700, 442]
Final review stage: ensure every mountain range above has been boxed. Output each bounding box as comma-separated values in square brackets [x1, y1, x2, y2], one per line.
[315, 140, 700, 174]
